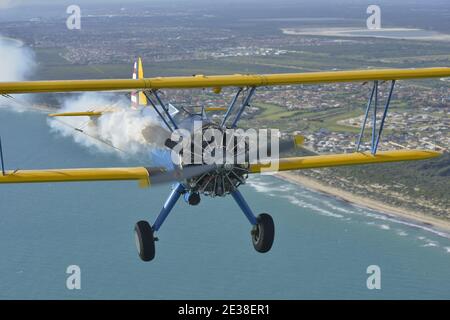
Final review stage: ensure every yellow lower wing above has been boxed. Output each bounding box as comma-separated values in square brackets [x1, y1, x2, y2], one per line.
[0, 150, 440, 188]
[249, 149, 440, 173]
[0, 167, 150, 188]
[0, 165, 217, 188]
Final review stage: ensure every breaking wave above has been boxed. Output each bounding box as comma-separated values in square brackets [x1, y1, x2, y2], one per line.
[247, 175, 450, 251]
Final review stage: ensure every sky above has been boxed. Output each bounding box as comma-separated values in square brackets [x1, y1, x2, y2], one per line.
[1, 0, 448, 6]
[1, 0, 448, 29]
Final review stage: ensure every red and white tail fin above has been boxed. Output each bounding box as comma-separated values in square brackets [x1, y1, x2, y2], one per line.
[131, 57, 147, 109]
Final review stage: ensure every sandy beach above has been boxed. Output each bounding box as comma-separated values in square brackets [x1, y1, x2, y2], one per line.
[275, 171, 450, 232]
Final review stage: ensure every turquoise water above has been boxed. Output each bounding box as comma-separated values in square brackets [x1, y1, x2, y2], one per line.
[0, 108, 449, 299]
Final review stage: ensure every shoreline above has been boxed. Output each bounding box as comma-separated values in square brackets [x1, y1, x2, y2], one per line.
[281, 27, 450, 42]
[274, 171, 450, 233]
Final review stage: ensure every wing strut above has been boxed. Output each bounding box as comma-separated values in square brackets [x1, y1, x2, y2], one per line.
[230, 87, 257, 128]
[356, 80, 395, 154]
[0, 136, 5, 176]
[144, 90, 179, 131]
[374, 80, 396, 154]
[144, 91, 174, 132]
[221, 87, 243, 127]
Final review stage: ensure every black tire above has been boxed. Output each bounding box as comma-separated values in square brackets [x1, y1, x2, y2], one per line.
[251, 213, 275, 253]
[134, 220, 155, 261]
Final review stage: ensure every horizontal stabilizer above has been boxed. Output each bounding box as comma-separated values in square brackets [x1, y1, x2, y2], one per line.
[48, 111, 104, 117]
[205, 107, 227, 111]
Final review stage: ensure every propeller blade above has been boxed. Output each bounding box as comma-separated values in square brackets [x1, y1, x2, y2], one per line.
[147, 164, 217, 185]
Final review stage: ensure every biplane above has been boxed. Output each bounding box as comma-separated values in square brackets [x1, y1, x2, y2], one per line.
[0, 58, 448, 261]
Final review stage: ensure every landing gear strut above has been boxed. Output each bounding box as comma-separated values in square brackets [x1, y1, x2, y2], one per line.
[135, 183, 185, 262]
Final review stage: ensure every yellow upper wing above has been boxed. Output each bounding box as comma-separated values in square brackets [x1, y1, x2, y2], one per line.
[0, 67, 449, 94]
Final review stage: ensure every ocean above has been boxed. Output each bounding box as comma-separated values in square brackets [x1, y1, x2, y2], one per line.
[0, 108, 449, 299]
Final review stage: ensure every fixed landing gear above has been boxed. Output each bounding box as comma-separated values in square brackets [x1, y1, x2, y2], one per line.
[134, 221, 156, 261]
[251, 213, 275, 253]
[134, 184, 275, 261]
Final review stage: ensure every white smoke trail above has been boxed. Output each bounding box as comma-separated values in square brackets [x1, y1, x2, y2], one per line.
[0, 36, 35, 81]
[47, 93, 171, 158]
[0, 35, 36, 111]
[0, 34, 170, 159]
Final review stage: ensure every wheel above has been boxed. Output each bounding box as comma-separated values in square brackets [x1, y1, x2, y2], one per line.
[185, 192, 201, 206]
[134, 220, 155, 261]
[251, 213, 275, 253]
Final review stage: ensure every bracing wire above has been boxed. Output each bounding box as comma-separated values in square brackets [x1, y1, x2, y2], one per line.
[52, 117, 129, 155]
